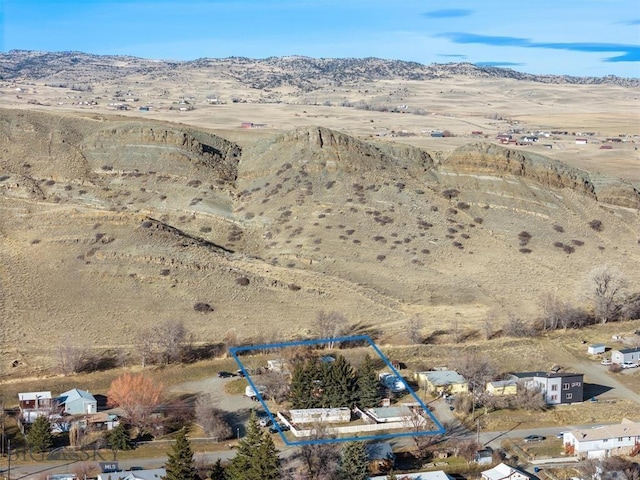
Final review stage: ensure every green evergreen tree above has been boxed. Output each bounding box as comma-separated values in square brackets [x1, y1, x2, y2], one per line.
[226, 412, 280, 480]
[162, 427, 198, 480]
[209, 458, 226, 480]
[339, 441, 369, 480]
[290, 361, 313, 409]
[328, 355, 356, 407]
[26, 415, 53, 453]
[108, 423, 133, 451]
[356, 354, 380, 409]
[318, 360, 334, 408]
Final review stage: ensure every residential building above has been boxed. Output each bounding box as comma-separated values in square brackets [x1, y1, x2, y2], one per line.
[289, 408, 351, 424]
[415, 370, 468, 395]
[588, 344, 606, 355]
[56, 388, 97, 415]
[611, 347, 640, 365]
[563, 419, 640, 459]
[18, 391, 53, 423]
[369, 471, 453, 480]
[485, 380, 517, 396]
[575, 138, 588, 144]
[481, 462, 532, 480]
[97, 468, 166, 480]
[514, 372, 583, 404]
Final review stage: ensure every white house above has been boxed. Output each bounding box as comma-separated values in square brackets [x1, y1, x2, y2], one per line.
[481, 462, 532, 480]
[369, 471, 453, 480]
[611, 347, 640, 365]
[563, 418, 640, 459]
[97, 468, 166, 480]
[587, 344, 606, 355]
[18, 391, 53, 423]
[289, 408, 351, 424]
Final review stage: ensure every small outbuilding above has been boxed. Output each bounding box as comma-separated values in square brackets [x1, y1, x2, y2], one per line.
[588, 343, 606, 355]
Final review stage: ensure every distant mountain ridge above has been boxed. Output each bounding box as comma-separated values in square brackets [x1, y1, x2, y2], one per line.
[1, 50, 638, 88]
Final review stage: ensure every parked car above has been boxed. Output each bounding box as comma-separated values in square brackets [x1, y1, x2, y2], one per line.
[524, 435, 546, 443]
[556, 431, 567, 439]
[600, 358, 612, 366]
[258, 416, 272, 427]
[621, 362, 638, 369]
[269, 422, 290, 434]
[217, 371, 235, 378]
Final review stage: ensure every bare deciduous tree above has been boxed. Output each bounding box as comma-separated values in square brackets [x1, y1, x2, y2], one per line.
[135, 320, 188, 367]
[56, 341, 87, 375]
[294, 425, 340, 480]
[586, 265, 628, 324]
[194, 396, 232, 440]
[453, 353, 496, 393]
[504, 314, 536, 338]
[514, 381, 546, 411]
[314, 310, 347, 348]
[407, 316, 424, 345]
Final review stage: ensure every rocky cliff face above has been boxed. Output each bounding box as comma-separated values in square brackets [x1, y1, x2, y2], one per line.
[443, 143, 640, 209]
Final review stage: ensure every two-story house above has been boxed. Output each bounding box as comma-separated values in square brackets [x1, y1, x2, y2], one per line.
[563, 419, 640, 459]
[514, 372, 584, 405]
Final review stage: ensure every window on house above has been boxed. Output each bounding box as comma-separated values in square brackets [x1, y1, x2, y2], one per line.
[551, 395, 558, 400]
[563, 383, 570, 390]
[572, 382, 581, 387]
[551, 384, 558, 391]
[603, 439, 608, 442]
[566, 393, 572, 400]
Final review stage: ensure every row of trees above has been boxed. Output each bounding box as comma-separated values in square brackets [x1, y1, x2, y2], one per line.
[289, 354, 379, 409]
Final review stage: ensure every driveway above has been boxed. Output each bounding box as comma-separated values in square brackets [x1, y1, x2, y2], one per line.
[541, 338, 640, 404]
[170, 375, 261, 437]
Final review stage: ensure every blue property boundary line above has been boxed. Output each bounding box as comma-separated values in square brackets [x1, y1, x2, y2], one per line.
[229, 335, 446, 446]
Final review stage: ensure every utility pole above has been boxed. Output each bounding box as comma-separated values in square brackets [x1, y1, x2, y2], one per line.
[476, 417, 480, 445]
[7, 438, 10, 480]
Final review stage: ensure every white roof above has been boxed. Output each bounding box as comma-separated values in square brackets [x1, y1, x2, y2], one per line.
[18, 391, 52, 401]
[98, 469, 166, 480]
[482, 462, 531, 480]
[369, 471, 453, 480]
[567, 419, 640, 443]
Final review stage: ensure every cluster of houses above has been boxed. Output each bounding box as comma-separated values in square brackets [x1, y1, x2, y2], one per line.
[18, 388, 119, 432]
[414, 368, 585, 406]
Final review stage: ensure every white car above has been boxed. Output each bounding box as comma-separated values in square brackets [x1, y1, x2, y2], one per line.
[621, 362, 638, 369]
[600, 359, 612, 366]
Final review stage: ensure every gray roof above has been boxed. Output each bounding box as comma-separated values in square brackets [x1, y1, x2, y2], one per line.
[617, 347, 640, 355]
[420, 370, 467, 386]
[58, 388, 96, 404]
[365, 442, 394, 461]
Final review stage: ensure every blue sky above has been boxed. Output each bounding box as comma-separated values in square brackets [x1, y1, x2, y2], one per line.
[1, 0, 639, 77]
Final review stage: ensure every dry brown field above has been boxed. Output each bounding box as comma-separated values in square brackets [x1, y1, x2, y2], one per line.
[0, 54, 638, 381]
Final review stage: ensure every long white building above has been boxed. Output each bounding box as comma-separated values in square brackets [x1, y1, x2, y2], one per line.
[563, 418, 640, 459]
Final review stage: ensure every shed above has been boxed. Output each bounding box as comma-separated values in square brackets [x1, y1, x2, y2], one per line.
[588, 344, 606, 355]
[575, 138, 588, 144]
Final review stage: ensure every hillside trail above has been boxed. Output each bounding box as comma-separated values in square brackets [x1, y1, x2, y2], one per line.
[539, 336, 640, 404]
